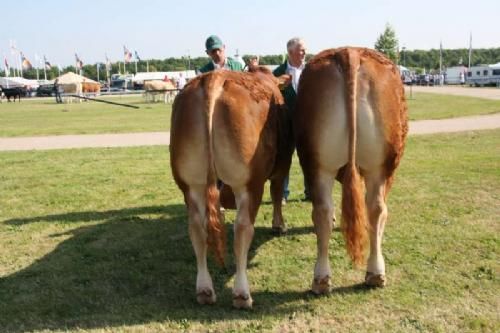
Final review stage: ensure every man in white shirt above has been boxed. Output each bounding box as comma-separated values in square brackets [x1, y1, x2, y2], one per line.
[273, 37, 309, 203]
[177, 73, 187, 89]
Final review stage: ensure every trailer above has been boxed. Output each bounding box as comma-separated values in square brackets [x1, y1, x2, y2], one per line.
[445, 66, 467, 85]
[466, 63, 500, 87]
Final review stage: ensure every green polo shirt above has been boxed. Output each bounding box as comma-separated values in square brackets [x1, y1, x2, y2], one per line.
[199, 57, 243, 73]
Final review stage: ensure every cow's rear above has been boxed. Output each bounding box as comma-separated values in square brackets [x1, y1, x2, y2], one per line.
[295, 47, 408, 293]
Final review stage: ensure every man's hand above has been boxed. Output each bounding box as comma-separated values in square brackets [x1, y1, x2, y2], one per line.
[277, 74, 292, 90]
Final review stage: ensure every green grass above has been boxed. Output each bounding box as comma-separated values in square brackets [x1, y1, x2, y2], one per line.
[0, 95, 172, 137]
[0, 130, 498, 332]
[407, 93, 500, 121]
[1, 93, 499, 137]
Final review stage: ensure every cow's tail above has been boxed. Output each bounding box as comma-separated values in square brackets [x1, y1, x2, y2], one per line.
[203, 73, 226, 266]
[339, 49, 368, 266]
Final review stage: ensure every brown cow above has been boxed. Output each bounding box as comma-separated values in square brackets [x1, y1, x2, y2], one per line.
[170, 68, 293, 309]
[294, 47, 408, 293]
[143, 80, 177, 103]
[82, 81, 101, 95]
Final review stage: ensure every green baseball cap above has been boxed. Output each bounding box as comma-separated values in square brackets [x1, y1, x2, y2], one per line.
[205, 35, 224, 52]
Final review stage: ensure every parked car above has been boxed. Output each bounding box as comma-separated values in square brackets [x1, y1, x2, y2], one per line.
[416, 74, 431, 86]
[36, 84, 54, 97]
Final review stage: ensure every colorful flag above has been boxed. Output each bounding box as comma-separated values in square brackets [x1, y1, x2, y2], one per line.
[21, 52, 32, 70]
[134, 50, 141, 61]
[124, 46, 132, 63]
[44, 55, 52, 70]
[75, 53, 83, 69]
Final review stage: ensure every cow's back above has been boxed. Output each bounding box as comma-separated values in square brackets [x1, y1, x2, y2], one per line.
[295, 47, 408, 176]
[171, 71, 285, 191]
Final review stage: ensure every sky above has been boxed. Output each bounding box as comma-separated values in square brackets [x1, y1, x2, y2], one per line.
[1, 0, 499, 67]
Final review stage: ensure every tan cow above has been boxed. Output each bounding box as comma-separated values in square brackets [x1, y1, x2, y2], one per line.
[82, 81, 101, 96]
[170, 68, 293, 309]
[294, 47, 408, 293]
[143, 80, 177, 103]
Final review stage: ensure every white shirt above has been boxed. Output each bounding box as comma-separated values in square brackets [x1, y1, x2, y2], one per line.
[286, 61, 305, 93]
[212, 58, 231, 70]
[177, 76, 186, 89]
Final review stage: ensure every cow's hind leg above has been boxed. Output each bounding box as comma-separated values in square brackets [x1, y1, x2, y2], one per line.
[311, 170, 335, 294]
[232, 185, 263, 309]
[186, 184, 217, 304]
[364, 169, 388, 287]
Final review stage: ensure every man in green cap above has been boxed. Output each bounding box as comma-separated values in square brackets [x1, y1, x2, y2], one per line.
[199, 35, 243, 73]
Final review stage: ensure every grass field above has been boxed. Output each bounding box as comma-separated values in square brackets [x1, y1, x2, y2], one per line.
[1, 130, 498, 332]
[0, 95, 171, 137]
[407, 93, 500, 121]
[0, 92, 499, 137]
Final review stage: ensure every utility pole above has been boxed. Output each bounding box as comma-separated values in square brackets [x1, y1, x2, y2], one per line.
[35, 53, 40, 80]
[468, 32, 472, 69]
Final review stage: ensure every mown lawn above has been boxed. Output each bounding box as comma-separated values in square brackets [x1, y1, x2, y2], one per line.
[407, 92, 500, 121]
[0, 130, 498, 332]
[0, 95, 172, 137]
[0, 92, 499, 137]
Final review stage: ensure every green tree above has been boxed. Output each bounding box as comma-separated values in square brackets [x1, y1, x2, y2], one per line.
[375, 23, 399, 63]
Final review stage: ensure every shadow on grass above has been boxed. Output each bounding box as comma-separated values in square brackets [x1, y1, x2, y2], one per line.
[0, 205, 368, 332]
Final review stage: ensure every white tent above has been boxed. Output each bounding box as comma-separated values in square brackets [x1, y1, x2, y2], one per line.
[56, 72, 98, 84]
[132, 70, 196, 84]
[0, 77, 39, 89]
[398, 65, 409, 73]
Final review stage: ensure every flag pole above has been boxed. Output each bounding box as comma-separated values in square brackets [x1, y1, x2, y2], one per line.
[439, 41, 442, 75]
[468, 32, 472, 69]
[43, 57, 47, 81]
[35, 53, 40, 81]
[19, 52, 23, 78]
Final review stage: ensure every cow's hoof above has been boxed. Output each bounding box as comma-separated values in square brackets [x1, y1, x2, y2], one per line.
[232, 293, 253, 309]
[311, 276, 331, 295]
[196, 288, 216, 305]
[271, 225, 287, 236]
[365, 272, 386, 288]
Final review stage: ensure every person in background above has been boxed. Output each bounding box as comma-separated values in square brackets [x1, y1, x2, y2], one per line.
[246, 55, 259, 71]
[273, 37, 310, 203]
[199, 35, 243, 73]
[54, 79, 63, 103]
[177, 73, 186, 89]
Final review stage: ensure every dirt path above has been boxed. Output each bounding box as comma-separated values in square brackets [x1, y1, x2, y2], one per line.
[406, 85, 500, 100]
[0, 132, 169, 151]
[1, 114, 499, 151]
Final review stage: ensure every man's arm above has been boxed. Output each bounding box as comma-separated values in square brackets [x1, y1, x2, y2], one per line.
[199, 62, 214, 73]
[273, 63, 291, 89]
